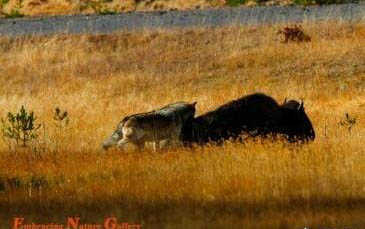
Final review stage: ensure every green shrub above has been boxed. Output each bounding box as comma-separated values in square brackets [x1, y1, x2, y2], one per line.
[226, 0, 247, 6]
[1, 105, 41, 147]
[80, 0, 117, 15]
[0, 0, 8, 9]
[2, 0, 24, 18]
[293, 0, 314, 5]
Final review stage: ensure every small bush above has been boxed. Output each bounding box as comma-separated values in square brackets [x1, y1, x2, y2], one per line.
[293, 0, 314, 5]
[226, 0, 247, 6]
[339, 113, 357, 134]
[54, 107, 69, 128]
[277, 25, 311, 43]
[81, 0, 117, 15]
[3, 0, 24, 18]
[1, 105, 41, 147]
[53, 107, 70, 151]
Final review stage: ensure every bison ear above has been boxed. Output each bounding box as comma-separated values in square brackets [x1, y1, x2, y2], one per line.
[192, 101, 198, 107]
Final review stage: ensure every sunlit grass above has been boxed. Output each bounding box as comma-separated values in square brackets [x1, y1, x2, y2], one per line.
[0, 22, 365, 228]
[0, 0, 298, 17]
[0, 0, 226, 17]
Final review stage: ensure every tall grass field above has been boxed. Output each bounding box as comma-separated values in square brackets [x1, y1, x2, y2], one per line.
[0, 23, 365, 228]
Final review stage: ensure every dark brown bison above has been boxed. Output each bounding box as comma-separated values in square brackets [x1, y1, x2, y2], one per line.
[181, 93, 315, 145]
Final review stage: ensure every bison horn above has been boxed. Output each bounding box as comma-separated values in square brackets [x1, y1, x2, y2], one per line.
[298, 100, 304, 110]
[284, 98, 287, 104]
[192, 101, 198, 107]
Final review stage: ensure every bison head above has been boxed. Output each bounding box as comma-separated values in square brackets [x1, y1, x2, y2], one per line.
[280, 99, 315, 142]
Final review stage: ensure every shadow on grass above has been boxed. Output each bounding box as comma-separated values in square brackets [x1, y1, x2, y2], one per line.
[2, 196, 365, 228]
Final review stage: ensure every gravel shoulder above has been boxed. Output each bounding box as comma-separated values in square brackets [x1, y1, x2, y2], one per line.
[1, 4, 365, 36]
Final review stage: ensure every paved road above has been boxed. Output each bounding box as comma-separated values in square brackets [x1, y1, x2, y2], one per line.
[0, 4, 365, 36]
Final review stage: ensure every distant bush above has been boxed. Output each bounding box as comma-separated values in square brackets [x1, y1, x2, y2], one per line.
[256, 0, 270, 3]
[292, 0, 314, 5]
[277, 25, 311, 43]
[4, 0, 24, 18]
[53, 107, 70, 151]
[0, 0, 9, 6]
[1, 0, 24, 18]
[80, 0, 117, 15]
[53, 107, 69, 128]
[339, 113, 357, 134]
[226, 0, 247, 6]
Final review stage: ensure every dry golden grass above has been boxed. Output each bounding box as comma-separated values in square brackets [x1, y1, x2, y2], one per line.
[1, 23, 365, 228]
[0, 0, 295, 17]
[0, 0, 226, 17]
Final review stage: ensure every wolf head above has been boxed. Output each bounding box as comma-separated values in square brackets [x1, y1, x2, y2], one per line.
[102, 118, 127, 150]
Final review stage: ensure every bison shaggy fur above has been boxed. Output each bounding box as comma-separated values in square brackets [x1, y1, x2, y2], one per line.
[181, 93, 315, 145]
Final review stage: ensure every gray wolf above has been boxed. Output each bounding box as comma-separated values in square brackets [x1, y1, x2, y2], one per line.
[102, 101, 197, 151]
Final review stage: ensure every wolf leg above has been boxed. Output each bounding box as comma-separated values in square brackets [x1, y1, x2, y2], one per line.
[117, 138, 130, 151]
[118, 126, 145, 152]
[158, 139, 172, 151]
[171, 130, 183, 148]
[153, 141, 160, 152]
[117, 138, 144, 152]
[161, 136, 180, 150]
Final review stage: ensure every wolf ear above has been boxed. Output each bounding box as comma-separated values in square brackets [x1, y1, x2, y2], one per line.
[192, 101, 198, 107]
